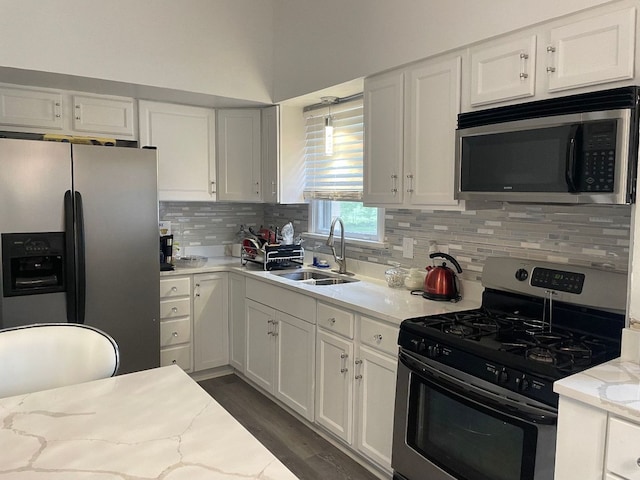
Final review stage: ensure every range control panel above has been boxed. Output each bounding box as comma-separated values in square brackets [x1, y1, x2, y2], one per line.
[530, 267, 585, 294]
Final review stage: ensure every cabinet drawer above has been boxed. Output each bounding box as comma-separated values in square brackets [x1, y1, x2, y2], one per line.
[160, 318, 191, 347]
[317, 302, 354, 339]
[606, 416, 640, 479]
[160, 298, 191, 319]
[246, 278, 315, 323]
[160, 277, 191, 298]
[360, 316, 398, 356]
[160, 344, 191, 371]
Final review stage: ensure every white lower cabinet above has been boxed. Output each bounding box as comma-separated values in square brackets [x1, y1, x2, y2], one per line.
[316, 329, 354, 443]
[159, 276, 192, 372]
[315, 302, 398, 473]
[245, 290, 316, 422]
[228, 273, 246, 372]
[606, 417, 640, 480]
[160, 273, 228, 374]
[355, 345, 397, 469]
[193, 273, 229, 371]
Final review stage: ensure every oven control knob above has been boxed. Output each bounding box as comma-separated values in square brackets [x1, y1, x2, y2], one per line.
[495, 368, 509, 384]
[427, 344, 442, 358]
[516, 375, 530, 391]
[515, 268, 529, 281]
[410, 338, 426, 354]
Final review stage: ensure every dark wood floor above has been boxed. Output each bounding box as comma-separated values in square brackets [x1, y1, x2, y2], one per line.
[198, 374, 380, 480]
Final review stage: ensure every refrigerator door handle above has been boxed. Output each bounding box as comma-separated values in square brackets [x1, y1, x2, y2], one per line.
[75, 191, 86, 324]
[64, 190, 77, 323]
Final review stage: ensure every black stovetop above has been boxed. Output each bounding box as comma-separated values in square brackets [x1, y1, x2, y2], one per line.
[400, 289, 624, 381]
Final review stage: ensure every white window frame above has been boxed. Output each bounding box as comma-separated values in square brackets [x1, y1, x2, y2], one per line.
[307, 199, 385, 246]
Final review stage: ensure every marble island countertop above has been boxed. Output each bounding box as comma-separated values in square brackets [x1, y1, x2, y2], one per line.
[0, 365, 299, 480]
[160, 256, 483, 326]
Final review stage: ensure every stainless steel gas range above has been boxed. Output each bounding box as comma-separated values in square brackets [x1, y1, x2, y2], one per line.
[392, 256, 627, 480]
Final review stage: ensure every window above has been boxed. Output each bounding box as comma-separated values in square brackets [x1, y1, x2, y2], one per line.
[303, 95, 383, 242]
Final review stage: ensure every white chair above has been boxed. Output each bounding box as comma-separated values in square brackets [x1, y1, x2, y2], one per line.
[0, 323, 119, 398]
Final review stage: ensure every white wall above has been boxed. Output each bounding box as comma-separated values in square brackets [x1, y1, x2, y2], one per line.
[0, 0, 274, 104]
[272, 0, 618, 101]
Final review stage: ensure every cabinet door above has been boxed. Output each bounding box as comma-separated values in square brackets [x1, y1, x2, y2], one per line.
[228, 273, 246, 372]
[546, 7, 636, 92]
[275, 312, 315, 421]
[261, 106, 279, 204]
[363, 70, 404, 206]
[139, 100, 216, 201]
[72, 95, 135, 137]
[354, 346, 397, 471]
[316, 329, 354, 444]
[216, 109, 262, 202]
[469, 35, 536, 106]
[193, 273, 228, 372]
[0, 86, 63, 130]
[245, 299, 275, 392]
[405, 56, 462, 207]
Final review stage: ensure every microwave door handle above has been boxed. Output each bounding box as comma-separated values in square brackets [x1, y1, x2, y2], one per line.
[565, 124, 580, 192]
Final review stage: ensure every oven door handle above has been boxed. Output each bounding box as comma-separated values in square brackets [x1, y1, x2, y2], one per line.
[400, 351, 557, 425]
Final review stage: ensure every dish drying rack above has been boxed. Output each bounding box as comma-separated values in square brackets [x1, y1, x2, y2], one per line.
[241, 244, 304, 270]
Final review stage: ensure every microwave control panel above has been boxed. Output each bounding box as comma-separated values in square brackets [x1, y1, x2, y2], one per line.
[579, 120, 616, 192]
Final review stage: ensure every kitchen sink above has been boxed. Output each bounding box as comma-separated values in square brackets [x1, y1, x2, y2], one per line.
[270, 270, 359, 285]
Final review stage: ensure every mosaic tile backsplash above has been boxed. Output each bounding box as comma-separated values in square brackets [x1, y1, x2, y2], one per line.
[160, 201, 631, 282]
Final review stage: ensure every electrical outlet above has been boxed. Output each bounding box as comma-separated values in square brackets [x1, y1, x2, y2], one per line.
[403, 237, 414, 258]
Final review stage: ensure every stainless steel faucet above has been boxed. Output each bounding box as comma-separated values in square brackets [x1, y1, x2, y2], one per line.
[326, 216, 352, 275]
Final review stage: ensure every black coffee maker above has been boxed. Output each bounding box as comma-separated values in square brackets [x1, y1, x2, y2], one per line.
[159, 235, 174, 271]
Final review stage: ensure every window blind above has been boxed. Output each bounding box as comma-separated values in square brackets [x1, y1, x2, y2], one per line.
[303, 98, 364, 201]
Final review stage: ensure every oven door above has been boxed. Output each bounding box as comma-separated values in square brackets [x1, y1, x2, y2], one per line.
[392, 350, 557, 480]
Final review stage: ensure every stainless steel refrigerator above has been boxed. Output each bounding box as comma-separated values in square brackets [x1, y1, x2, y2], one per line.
[0, 138, 160, 374]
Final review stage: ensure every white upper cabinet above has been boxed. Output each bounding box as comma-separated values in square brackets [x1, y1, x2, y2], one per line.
[139, 100, 216, 202]
[72, 95, 135, 137]
[216, 109, 262, 202]
[465, 5, 637, 110]
[363, 70, 404, 206]
[0, 84, 135, 138]
[405, 56, 462, 207]
[261, 106, 279, 204]
[0, 85, 63, 130]
[545, 7, 636, 92]
[469, 35, 537, 106]
[364, 55, 464, 209]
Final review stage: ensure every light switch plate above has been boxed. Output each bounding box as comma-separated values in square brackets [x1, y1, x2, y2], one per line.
[403, 237, 414, 258]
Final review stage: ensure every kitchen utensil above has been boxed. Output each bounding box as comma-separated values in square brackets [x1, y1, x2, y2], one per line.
[242, 238, 262, 259]
[423, 252, 462, 301]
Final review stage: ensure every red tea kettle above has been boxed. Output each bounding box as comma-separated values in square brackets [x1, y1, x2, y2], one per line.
[423, 252, 462, 301]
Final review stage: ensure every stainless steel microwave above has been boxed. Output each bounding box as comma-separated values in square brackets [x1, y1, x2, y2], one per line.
[455, 87, 640, 204]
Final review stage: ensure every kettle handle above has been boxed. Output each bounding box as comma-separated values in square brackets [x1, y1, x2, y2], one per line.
[429, 252, 463, 274]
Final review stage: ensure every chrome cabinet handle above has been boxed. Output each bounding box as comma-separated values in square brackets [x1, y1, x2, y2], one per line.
[171, 307, 178, 313]
[267, 319, 274, 336]
[340, 352, 349, 374]
[355, 374, 363, 380]
[172, 359, 177, 364]
[172, 331, 179, 337]
[328, 317, 336, 325]
[355, 358, 362, 380]
[391, 174, 398, 195]
[519, 52, 529, 79]
[406, 174, 414, 194]
[373, 334, 383, 342]
[211, 181, 216, 194]
[273, 320, 279, 337]
[355, 359, 362, 365]
[171, 286, 178, 292]
[255, 181, 260, 195]
[546, 46, 556, 73]
[271, 180, 276, 195]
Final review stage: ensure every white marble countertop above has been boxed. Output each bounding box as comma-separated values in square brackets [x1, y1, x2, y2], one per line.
[0, 365, 299, 479]
[161, 256, 482, 326]
[554, 358, 640, 422]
